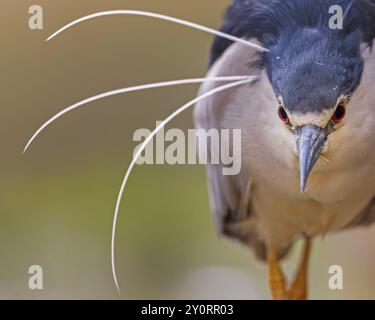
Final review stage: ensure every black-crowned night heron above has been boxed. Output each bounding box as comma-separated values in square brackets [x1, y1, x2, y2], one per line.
[195, 0, 375, 299]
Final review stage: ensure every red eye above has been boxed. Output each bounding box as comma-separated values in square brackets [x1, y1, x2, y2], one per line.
[278, 106, 290, 124]
[331, 104, 346, 123]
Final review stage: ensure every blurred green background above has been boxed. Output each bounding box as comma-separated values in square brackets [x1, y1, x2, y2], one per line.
[1, 0, 375, 299]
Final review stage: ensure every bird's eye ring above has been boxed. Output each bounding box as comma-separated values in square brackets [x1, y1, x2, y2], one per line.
[331, 104, 346, 124]
[278, 106, 290, 125]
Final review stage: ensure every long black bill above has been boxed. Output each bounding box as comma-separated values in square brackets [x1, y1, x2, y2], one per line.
[296, 125, 329, 193]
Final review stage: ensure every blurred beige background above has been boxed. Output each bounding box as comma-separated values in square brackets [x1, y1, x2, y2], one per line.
[1, 0, 375, 299]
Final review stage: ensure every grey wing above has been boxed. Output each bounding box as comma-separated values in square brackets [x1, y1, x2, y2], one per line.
[194, 41, 272, 260]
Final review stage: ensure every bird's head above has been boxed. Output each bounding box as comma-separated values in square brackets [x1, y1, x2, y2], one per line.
[265, 27, 364, 192]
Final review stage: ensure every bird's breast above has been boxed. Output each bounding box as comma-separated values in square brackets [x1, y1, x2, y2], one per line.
[247, 149, 375, 247]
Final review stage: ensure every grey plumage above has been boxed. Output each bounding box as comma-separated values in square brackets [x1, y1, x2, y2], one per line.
[195, 0, 375, 261]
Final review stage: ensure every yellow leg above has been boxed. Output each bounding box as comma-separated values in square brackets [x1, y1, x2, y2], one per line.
[268, 248, 288, 300]
[287, 238, 312, 300]
[267, 238, 312, 300]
